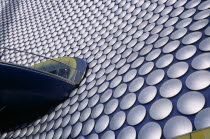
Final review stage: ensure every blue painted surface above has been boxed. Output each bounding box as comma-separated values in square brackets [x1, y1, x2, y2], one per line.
[0, 62, 76, 130]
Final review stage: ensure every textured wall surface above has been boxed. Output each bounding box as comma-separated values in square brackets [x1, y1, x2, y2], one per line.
[0, 0, 210, 138]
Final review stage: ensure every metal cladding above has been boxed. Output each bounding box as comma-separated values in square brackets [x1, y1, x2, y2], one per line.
[0, 0, 210, 138]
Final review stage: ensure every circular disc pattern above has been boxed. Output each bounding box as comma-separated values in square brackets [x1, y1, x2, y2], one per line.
[177, 91, 205, 115]
[186, 70, 210, 90]
[110, 111, 126, 130]
[163, 116, 192, 139]
[199, 37, 210, 51]
[127, 105, 146, 125]
[176, 45, 197, 60]
[149, 98, 173, 120]
[95, 115, 109, 133]
[117, 126, 136, 139]
[156, 54, 174, 68]
[167, 62, 189, 78]
[194, 108, 210, 130]
[138, 86, 157, 104]
[160, 79, 182, 98]
[192, 53, 210, 70]
[138, 122, 162, 139]
[146, 69, 165, 85]
[101, 131, 115, 139]
[120, 93, 136, 110]
[128, 77, 144, 93]
[1, 0, 210, 138]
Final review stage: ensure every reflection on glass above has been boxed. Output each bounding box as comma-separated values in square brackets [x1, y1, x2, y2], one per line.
[0, 47, 87, 85]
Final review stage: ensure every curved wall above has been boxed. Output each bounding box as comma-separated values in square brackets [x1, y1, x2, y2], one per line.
[0, 0, 210, 138]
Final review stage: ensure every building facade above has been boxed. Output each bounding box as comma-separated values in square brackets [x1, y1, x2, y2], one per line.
[0, 0, 210, 138]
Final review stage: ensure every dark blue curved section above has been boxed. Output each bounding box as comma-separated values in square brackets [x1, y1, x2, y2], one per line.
[74, 57, 87, 75]
[73, 57, 88, 84]
[0, 62, 76, 130]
